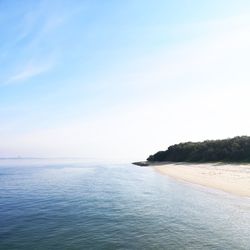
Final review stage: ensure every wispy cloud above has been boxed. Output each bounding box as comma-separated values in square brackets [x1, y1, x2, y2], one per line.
[0, 0, 73, 86]
[4, 61, 54, 85]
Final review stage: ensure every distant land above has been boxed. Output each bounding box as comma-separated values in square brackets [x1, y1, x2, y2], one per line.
[134, 136, 250, 165]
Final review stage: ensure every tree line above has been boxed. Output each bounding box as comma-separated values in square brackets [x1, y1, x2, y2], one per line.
[147, 136, 250, 162]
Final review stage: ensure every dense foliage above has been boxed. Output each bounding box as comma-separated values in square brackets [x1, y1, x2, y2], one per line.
[147, 136, 250, 162]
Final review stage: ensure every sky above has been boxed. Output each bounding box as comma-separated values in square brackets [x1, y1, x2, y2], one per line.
[1, 0, 250, 161]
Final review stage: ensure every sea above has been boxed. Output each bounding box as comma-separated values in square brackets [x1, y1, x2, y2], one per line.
[0, 159, 249, 250]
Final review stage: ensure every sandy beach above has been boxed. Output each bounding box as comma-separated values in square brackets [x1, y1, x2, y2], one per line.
[154, 163, 250, 197]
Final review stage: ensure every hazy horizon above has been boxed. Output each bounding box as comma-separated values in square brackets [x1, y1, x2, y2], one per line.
[1, 0, 250, 160]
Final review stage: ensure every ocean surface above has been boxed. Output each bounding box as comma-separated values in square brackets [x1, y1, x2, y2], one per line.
[0, 159, 249, 250]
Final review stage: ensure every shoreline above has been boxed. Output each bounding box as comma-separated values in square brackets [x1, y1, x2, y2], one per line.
[152, 163, 250, 198]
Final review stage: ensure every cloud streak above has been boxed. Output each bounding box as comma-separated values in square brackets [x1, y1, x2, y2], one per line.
[3, 61, 54, 85]
[0, 0, 73, 86]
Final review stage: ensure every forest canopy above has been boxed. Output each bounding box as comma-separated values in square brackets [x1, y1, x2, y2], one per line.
[147, 136, 250, 163]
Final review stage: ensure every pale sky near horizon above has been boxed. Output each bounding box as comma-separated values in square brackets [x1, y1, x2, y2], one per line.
[1, 0, 250, 161]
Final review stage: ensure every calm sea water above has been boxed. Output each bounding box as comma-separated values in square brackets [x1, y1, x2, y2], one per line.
[0, 159, 249, 250]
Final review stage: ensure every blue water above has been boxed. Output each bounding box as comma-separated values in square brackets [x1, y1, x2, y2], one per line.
[0, 159, 249, 250]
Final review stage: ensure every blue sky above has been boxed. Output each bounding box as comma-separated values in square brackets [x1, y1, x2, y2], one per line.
[1, 0, 250, 160]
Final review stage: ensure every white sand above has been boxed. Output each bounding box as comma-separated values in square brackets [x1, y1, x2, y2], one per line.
[154, 163, 250, 197]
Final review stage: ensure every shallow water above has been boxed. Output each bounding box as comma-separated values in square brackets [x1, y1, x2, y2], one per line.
[0, 159, 249, 250]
